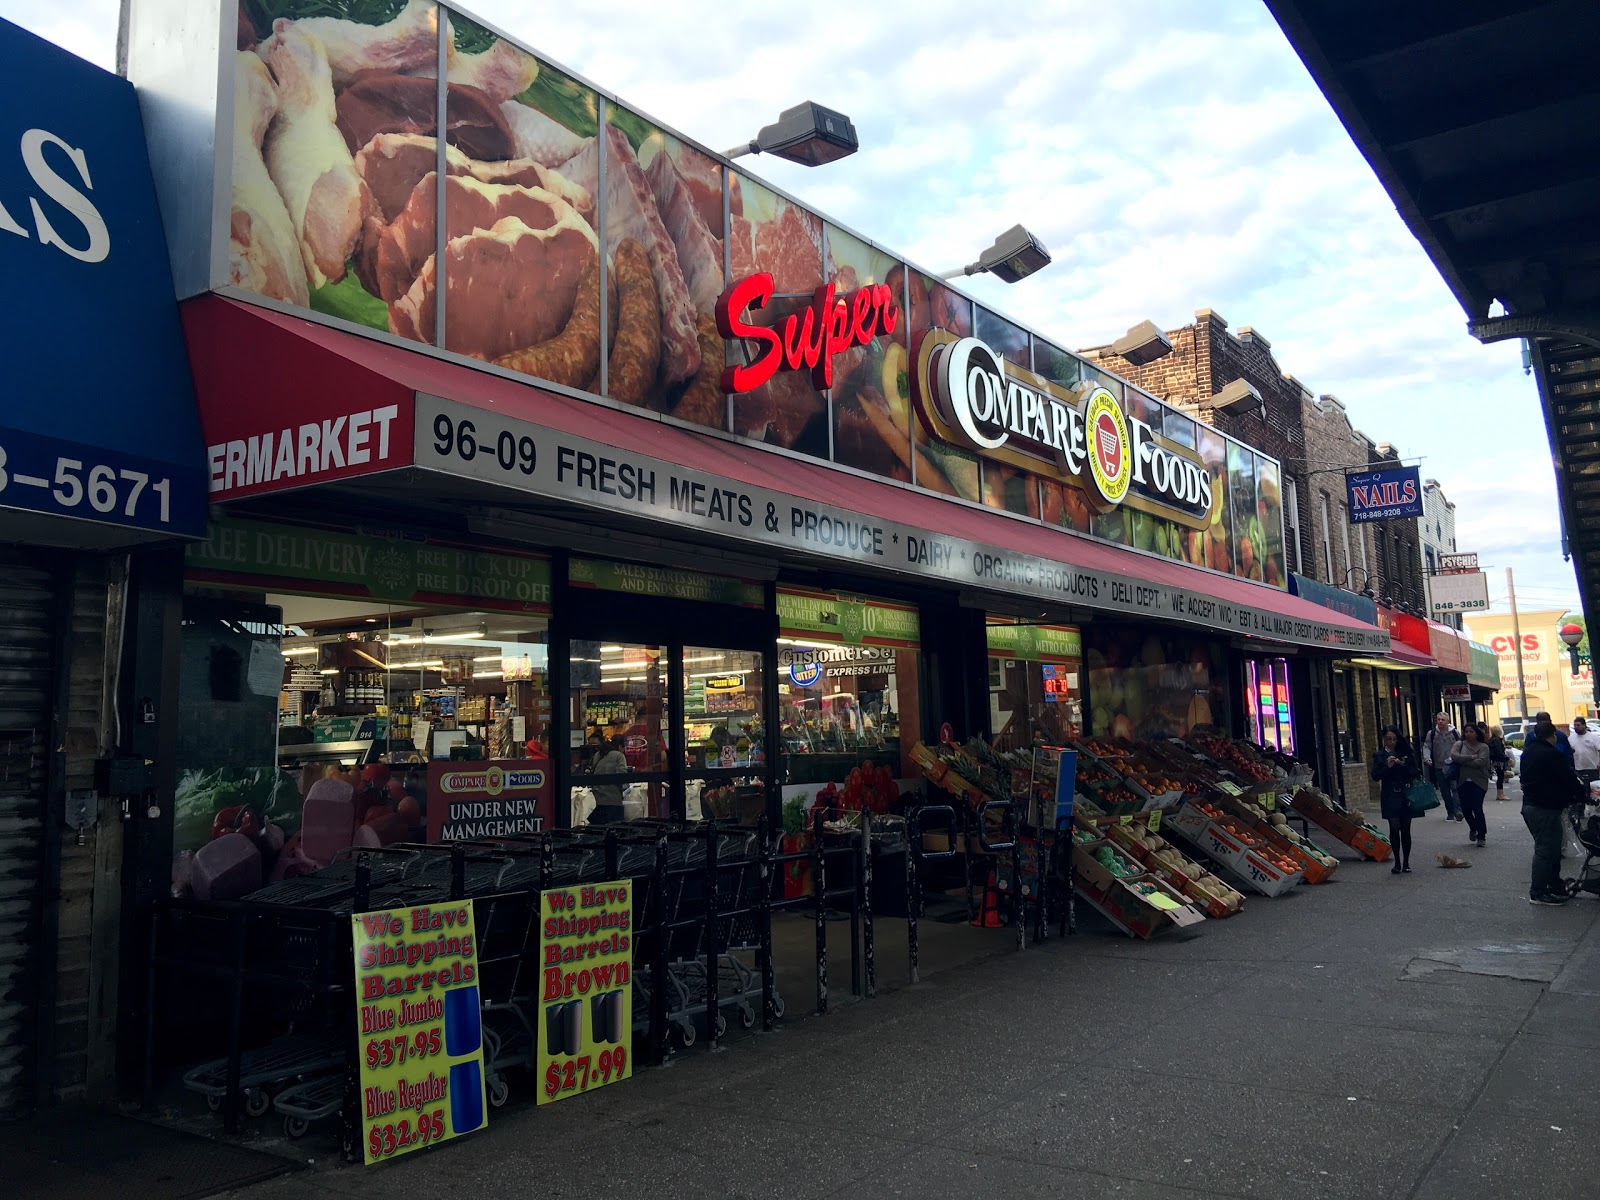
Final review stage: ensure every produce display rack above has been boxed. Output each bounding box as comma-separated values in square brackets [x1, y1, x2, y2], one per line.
[1289, 786, 1393, 862]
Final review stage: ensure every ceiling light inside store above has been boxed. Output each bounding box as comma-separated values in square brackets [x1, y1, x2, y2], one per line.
[600, 645, 623, 653]
[282, 646, 320, 656]
[318, 668, 339, 675]
[777, 638, 840, 650]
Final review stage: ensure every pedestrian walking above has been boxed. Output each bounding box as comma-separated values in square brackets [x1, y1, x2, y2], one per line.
[1422, 711, 1461, 821]
[1488, 724, 1509, 801]
[1451, 722, 1492, 848]
[1519, 717, 1586, 905]
[1568, 715, 1600, 790]
[1372, 726, 1420, 874]
[1530, 711, 1573, 761]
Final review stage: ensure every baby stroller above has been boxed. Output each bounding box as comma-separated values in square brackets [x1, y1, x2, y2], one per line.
[1561, 787, 1600, 898]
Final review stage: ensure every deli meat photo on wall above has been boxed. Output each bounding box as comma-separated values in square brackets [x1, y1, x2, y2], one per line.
[229, 1, 740, 429]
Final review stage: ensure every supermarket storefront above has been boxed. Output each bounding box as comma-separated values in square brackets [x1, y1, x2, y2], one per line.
[126, 0, 1392, 1149]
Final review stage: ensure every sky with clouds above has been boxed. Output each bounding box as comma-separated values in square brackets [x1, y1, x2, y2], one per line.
[4, 0, 1577, 615]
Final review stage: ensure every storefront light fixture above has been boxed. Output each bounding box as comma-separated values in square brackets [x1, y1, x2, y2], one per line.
[1209, 378, 1265, 417]
[1109, 320, 1173, 366]
[723, 101, 859, 166]
[938, 225, 1052, 284]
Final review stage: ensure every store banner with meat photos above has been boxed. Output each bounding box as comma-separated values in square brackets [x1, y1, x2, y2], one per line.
[217, 0, 1283, 588]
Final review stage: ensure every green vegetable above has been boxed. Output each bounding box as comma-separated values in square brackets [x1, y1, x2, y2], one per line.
[244, 0, 405, 31]
[450, 11, 497, 55]
[514, 65, 599, 140]
[608, 107, 662, 155]
[310, 272, 389, 332]
[175, 767, 303, 853]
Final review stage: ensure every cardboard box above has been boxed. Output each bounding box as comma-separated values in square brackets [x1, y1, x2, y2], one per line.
[1100, 877, 1207, 936]
[1349, 825, 1393, 862]
[1072, 841, 1142, 893]
[1237, 848, 1302, 896]
[1197, 822, 1251, 873]
[910, 741, 947, 781]
[1169, 802, 1214, 841]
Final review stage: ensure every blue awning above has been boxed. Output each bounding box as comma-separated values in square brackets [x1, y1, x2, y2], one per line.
[1289, 573, 1380, 627]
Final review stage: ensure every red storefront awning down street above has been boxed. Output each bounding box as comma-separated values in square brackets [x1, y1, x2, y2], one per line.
[1427, 621, 1473, 674]
[1385, 612, 1440, 669]
[182, 296, 1391, 654]
[1386, 640, 1437, 668]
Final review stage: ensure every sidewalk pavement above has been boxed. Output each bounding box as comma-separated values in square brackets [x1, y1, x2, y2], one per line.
[204, 788, 1600, 1200]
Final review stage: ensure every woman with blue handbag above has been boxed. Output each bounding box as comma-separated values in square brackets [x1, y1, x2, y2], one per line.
[1372, 726, 1422, 873]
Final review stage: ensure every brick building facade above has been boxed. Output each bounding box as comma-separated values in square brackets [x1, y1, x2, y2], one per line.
[1085, 311, 1311, 570]
[1085, 309, 1428, 611]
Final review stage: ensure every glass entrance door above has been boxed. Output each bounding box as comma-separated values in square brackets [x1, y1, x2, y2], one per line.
[682, 647, 766, 823]
[569, 640, 672, 825]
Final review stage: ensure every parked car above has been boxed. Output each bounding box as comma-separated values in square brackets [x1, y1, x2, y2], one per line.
[1501, 716, 1531, 749]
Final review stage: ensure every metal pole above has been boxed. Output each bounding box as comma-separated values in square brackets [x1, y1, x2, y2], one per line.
[812, 808, 828, 1014]
[1508, 567, 1530, 717]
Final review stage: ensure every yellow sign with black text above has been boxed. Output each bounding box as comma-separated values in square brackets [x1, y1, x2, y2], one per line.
[351, 904, 489, 1166]
[538, 880, 634, 1104]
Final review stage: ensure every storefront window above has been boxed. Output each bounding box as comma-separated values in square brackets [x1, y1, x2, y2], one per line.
[776, 588, 920, 805]
[987, 621, 1082, 751]
[683, 647, 766, 823]
[1244, 658, 1295, 754]
[1334, 667, 1358, 761]
[175, 589, 554, 899]
[570, 641, 669, 825]
[1083, 627, 1228, 739]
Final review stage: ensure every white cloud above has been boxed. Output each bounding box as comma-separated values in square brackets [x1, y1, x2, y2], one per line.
[3, 0, 1578, 607]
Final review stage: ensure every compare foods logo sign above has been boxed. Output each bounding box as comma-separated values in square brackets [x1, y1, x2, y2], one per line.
[911, 329, 1214, 527]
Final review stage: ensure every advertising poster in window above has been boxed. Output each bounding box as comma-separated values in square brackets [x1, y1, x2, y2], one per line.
[1084, 627, 1226, 740]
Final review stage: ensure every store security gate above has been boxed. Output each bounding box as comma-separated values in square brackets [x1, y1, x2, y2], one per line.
[0, 549, 57, 1119]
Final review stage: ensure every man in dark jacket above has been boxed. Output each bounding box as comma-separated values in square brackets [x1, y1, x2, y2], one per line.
[1521, 719, 1586, 904]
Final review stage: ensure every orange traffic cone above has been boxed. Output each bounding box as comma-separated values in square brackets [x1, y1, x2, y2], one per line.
[970, 870, 1004, 928]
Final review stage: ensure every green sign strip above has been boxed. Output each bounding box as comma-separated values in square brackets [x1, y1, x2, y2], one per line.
[187, 517, 551, 611]
[986, 622, 1083, 662]
[568, 557, 764, 607]
[776, 588, 921, 648]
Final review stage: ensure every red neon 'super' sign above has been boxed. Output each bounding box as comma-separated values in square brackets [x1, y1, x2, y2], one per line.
[714, 272, 899, 394]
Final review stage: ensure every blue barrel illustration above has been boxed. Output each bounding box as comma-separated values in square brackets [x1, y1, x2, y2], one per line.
[443, 985, 482, 1056]
[449, 1060, 484, 1132]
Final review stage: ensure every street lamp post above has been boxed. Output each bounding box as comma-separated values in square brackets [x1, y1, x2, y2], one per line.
[938, 226, 1053, 284]
[723, 102, 859, 166]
